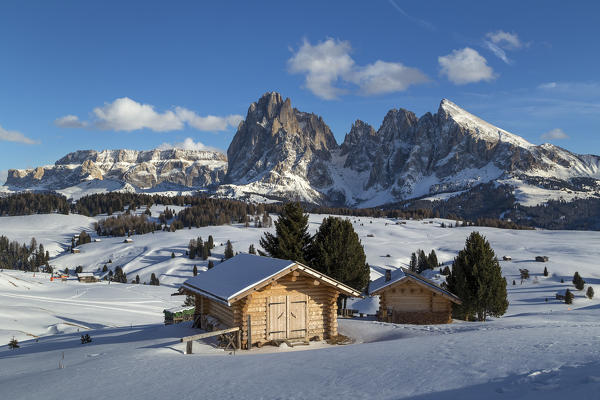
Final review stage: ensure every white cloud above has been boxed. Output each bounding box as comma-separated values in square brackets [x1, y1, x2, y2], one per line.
[54, 115, 88, 128]
[56, 97, 243, 132]
[541, 128, 569, 140]
[484, 41, 510, 64]
[486, 31, 523, 50]
[538, 82, 558, 89]
[0, 124, 39, 144]
[288, 39, 355, 100]
[484, 31, 525, 64]
[349, 60, 429, 96]
[93, 97, 183, 132]
[157, 137, 221, 153]
[438, 47, 496, 85]
[0, 170, 7, 185]
[174, 107, 243, 131]
[288, 38, 428, 99]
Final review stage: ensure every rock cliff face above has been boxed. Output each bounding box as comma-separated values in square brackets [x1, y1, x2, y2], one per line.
[223, 92, 338, 200]
[5, 93, 600, 208]
[6, 149, 227, 191]
[222, 95, 600, 207]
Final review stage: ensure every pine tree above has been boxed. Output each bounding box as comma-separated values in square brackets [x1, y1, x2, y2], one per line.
[259, 202, 311, 263]
[446, 232, 508, 321]
[248, 244, 256, 254]
[543, 266, 548, 277]
[224, 240, 234, 259]
[202, 244, 209, 260]
[8, 337, 19, 349]
[565, 289, 574, 304]
[193, 265, 198, 276]
[307, 217, 369, 292]
[207, 260, 214, 269]
[417, 250, 428, 273]
[409, 252, 418, 272]
[208, 235, 214, 249]
[586, 286, 594, 299]
[573, 272, 585, 290]
[150, 273, 159, 286]
[171, 252, 175, 259]
[135, 274, 140, 284]
[427, 250, 438, 269]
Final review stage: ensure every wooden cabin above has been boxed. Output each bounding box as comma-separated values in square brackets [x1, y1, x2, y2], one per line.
[182, 254, 360, 349]
[77, 272, 99, 283]
[370, 268, 461, 324]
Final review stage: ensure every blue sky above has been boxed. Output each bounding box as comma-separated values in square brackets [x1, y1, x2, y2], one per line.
[1, 1, 599, 182]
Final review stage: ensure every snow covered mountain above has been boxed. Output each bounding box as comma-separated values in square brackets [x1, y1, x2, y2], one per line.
[221, 93, 600, 207]
[5, 149, 227, 195]
[5, 92, 600, 208]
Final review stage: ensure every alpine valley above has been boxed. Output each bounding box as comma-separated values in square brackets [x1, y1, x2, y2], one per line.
[5, 92, 600, 227]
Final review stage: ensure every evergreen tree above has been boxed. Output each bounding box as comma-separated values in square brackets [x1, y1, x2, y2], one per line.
[183, 295, 195, 307]
[428, 250, 438, 269]
[150, 273, 159, 286]
[135, 274, 140, 284]
[207, 260, 214, 269]
[586, 286, 594, 299]
[565, 289, 574, 304]
[249, 244, 256, 254]
[224, 240, 234, 259]
[202, 244, 209, 260]
[409, 252, 418, 272]
[207, 235, 214, 249]
[543, 266, 548, 277]
[171, 252, 175, 259]
[446, 232, 508, 321]
[102, 264, 108, 272]
[259, 202, 311, 263]
[417, 250, 428, 273]
[573, 272, 585, 290]
[193, 265, 198, 276]
[8, 337, 19, 349]
[188, 239, 196, 259]
[307, 217, 369, 292]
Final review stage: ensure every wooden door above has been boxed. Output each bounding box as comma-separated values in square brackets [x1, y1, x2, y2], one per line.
[288, 295, 307, 339]
[267, 294, 308, 340]
[268, 296, 287, 340]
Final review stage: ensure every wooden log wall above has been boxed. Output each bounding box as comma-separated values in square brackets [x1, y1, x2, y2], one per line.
[234, 273, 340, 348]
[377, 280, 453, 324]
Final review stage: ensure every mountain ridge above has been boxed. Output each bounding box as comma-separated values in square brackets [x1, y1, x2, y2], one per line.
[5, 92, 600, 210]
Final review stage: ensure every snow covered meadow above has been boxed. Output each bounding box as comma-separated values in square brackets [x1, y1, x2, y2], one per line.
[1, 210, 600, 399]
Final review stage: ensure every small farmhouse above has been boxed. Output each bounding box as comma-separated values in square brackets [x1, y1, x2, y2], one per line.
[123, 238, 133, 243]
[370, 268, 461, 324]
[182, 254, 360, 348]
[77, 272, 99, 283]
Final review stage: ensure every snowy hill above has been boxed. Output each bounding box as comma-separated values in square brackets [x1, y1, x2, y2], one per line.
[1, 212, 600, 399]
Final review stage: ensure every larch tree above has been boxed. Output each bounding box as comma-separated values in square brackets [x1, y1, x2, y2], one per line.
[259, 202, 311, 263]
[447, 231, 508, 321]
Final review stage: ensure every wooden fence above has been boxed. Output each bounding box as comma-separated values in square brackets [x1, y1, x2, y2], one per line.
[180, 327, 240, 354]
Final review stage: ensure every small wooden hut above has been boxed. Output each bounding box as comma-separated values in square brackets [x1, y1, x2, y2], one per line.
[182, 254, 360, 348]
[77, 272, 99, 283]
[370, 268, 461, 324]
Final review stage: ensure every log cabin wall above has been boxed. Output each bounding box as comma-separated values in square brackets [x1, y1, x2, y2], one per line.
[378, 280, 452, 324]
[234, 273, 340, 348]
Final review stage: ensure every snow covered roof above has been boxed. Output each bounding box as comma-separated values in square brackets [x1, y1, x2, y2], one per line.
[77, 272, 96, 277]
[369, 267, 461, 304]
[182, 253, 360, 305]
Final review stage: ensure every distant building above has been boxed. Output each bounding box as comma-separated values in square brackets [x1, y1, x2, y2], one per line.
[502, 256, 512, 261]
[123, 238, 133, 243]
[71, 248, 81, 254]
[535, 256, 549, 262]
[77, 272, 99, 283]
[369, 268, 461, 324]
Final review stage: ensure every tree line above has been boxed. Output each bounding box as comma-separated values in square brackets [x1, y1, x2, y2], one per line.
[0, 236, 51, 272]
